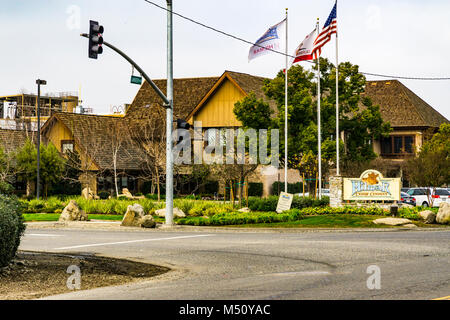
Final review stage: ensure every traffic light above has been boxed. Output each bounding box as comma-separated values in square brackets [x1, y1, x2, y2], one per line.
[176, 119, 191, 130]
[176, 119, 191, 144]
[88, 20, 104, 59]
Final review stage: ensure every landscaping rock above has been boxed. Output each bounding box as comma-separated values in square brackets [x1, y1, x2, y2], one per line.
[419, 210, 436, 224]
[138, 215, 156, 228]
[238, 207, 251, 213]
[403, 224, 418, 228]
[373, 217, 413, 226]
[155, 207, 186, 218]
[436, 202, 450, 224]
[59, 200, 88, 222]
[121, 204, 146, 227]
[401, 203, 414, 209]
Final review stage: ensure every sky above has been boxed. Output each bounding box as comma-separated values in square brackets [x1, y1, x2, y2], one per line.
[0, 0, 449, 120]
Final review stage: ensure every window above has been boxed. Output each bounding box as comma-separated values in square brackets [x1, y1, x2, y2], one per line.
[381, 135, 415, 155]
[61, 140, 74, 153]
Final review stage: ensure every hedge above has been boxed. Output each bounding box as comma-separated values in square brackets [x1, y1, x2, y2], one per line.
[0, 195, 26, 267]
[271, 182, 303, 195]
[248, 183, 263, 197]
[248, 196, 329, 212]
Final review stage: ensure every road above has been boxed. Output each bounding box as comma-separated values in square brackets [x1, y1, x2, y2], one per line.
[19, 225, 450, 300]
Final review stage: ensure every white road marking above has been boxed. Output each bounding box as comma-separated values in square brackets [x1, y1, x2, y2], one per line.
[264, 271, 331, 277]
[26, 234, 63, 237]
[53, 234, 213, 250]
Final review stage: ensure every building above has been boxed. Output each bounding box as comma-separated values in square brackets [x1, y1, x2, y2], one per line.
[362, 80, 449, 184]
[39, 71, 449, 197]
[41, 112, 146, 196]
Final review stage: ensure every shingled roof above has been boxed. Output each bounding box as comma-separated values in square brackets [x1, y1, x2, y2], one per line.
[41, 113, 145, 171]
[363, 80, 449, 128]
[125, 71, 277, 123]
[0, 129, 36, 154]
[125, 76, 220, 120]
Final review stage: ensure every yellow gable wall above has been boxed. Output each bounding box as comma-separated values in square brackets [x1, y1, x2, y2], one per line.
[46, 120, 99, 171]
[193, 78, 245, 128]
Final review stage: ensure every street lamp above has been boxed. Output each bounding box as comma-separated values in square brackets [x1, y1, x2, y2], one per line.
[36, 79, 47, 199]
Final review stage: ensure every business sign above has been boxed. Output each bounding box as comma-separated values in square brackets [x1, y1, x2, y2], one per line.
[276, 192, 294, 213]
[343, 170, 401, 201]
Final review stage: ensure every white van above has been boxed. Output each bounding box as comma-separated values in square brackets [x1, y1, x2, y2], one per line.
[406, 188, 450, 207]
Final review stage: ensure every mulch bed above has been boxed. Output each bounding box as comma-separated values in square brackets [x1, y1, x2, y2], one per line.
[0, 251, 170, 300]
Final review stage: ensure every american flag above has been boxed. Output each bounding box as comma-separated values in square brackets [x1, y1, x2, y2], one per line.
[312, 2, 337, 59]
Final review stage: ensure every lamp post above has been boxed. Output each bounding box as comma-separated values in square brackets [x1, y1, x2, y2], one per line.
[36, 79, 46, 199]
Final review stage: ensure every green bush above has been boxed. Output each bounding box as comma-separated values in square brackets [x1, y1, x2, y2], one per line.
[98, 191, 110, 200]
[271, 182, 303, 195]
[248, 183, 263, 197]
[0, 195, 26, 267]
[0, 181, 13, 195]
[247, 196, 329, 212]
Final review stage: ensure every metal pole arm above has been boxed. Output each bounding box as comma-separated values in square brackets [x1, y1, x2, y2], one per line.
[80, 33, 170, 107]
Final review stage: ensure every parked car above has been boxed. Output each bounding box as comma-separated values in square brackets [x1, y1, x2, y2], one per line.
[401, 188, 410, 193]
[400, 192, 416, 206]
[406, 188, 450, 207]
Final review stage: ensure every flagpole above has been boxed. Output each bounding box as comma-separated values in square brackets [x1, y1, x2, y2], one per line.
[316, 18, 322, 200]
[335, 0, 340, 177]
[284, 8, 288, 193]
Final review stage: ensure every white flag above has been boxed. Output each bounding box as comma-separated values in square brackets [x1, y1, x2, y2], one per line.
[291, 29, 317, 65]
[248, 19, 286, 62]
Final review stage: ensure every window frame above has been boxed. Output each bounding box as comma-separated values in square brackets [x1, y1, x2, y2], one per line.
[380, 135, 415, 156]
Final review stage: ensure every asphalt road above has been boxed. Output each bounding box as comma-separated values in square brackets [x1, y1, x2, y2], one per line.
[19, 226, 450, 300]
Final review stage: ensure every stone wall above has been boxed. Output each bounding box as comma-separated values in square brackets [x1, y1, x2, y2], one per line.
[329, 176, 343, 208]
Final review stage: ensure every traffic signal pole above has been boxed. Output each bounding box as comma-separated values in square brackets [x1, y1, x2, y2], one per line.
[165, 0, 174, 226]
[81, 2, 175, 225]
[80, 34, 170, 106]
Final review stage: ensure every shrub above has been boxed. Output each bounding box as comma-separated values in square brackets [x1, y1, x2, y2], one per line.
[0, 195, 26, 267]
[271, 182, 303, 195]
[98, 191, 110, 200]
[248, 183, 263, 197]
[0, 181, 13, 195]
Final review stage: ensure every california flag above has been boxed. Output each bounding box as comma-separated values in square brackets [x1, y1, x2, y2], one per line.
[249, 19, 286, 61]
[292, 29, 317, 64]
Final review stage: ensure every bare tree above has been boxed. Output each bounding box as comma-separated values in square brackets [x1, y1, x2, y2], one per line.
[125, 113, 166, 201]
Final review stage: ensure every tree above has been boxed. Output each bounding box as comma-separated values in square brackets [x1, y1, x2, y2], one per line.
[108, 120, 131, 197]
[234, 59, 391, 183]
[126, 115, 166, 202]
[39, 143, 65, 198]
[15, 140, 65, 198]
[406, 123, 450, 206]
[15, 139, 37, 197]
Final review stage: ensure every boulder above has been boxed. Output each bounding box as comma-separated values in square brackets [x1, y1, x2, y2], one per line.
[436, 202, 450, 224]
[238, 207, 251, 213]
[373, 217, 413, 226]
[419, 210, 436, 224]
[121, 204, 148, 227]
[403, 224, 418, 228]
[138, 215, 156, 228]
[155, 207, 186, 218]
[122, 188, 134, 198]
[59, 200, 88, 222]
[401, 203, 414, 209]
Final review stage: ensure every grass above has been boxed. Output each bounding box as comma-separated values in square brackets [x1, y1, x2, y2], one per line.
[218, 214, 388, 228]
[23, 213, 124, 222]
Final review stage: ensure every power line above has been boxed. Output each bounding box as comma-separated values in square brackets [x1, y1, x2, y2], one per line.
[143, 0, 450, 81]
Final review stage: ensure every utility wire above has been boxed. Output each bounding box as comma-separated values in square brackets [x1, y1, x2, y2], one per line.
[143, 0, 450, 81]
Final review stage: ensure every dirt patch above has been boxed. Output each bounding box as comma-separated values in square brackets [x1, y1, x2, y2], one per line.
[0, 251, 170, 300]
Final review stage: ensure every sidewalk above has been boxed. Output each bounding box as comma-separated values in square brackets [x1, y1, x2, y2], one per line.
[25, 220, 450, 234]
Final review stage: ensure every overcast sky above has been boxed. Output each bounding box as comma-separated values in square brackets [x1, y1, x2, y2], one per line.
[1, 0, 449, 120]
